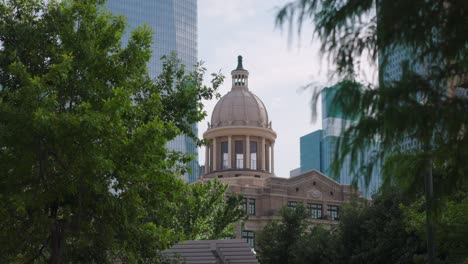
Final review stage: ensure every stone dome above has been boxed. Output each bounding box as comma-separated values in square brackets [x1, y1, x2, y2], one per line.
[211, 88, 269, 128]
[210, 56, 270, 129]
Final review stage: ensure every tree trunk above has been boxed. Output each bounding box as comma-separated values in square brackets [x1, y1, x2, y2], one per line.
[49, 204, 64, 264]
[424, 157, 436, 264]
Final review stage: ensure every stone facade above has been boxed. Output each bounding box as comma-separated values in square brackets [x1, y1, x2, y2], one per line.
[206, 170, 357, 230]
[200, 56, 359, 247]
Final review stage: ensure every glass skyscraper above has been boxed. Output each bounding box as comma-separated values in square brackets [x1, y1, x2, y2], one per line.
[300, 84, 382, 198]
[300, 130, 322, 174]
[106, 0, 199, 182]
[380, 46, 428, 83]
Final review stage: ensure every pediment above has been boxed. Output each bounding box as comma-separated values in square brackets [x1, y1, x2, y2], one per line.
[286, 170, 342, 189]
[278, 170, 346, 200]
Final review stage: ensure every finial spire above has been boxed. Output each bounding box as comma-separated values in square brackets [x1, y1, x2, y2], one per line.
[236, 55, 244, 70]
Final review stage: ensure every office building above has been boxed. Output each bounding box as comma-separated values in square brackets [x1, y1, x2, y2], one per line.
[106, 0, 199, 182]
[300, 130, 322, 174]
[300, 84, 381, 198]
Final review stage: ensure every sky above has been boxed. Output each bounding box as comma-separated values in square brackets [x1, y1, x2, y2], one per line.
[197, 0, 332, 177]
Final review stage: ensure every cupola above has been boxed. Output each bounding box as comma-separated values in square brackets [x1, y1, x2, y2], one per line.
[203, 56, 277, 179]
[210, 56, 270, 129]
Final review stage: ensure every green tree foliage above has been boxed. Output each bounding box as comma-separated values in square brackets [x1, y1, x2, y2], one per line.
[336, 190, 425, 264]
[403, 191, 468, 263]
[276, 0, 468, 199]
[276, 2, 468, 262]
[291, 226, 336, 264]
[0, 0, 241, 263]
[256, 204, 310, 264]
[256, 191, 427, 264]
[276, 0, 467, 79]
[173, 180, 245, 241]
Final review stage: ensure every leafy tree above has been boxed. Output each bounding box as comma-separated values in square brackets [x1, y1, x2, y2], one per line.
[276, 1, 468, 262]
[403, 191, 468, 263]
[256, 205, 309, 264]
[173, 180, 245, 241]
[256, 191, 426, 264]
[336, 190, 426, 264]
[291, 226, 336, 264]
[0, 0, 240, 263]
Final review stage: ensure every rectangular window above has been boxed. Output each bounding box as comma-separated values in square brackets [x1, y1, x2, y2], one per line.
[328, 205, 339, 221]
[288, 201, 297, 209]
[235, 140, 244, 169]
[250, 141, 257, 170]
[241, 198, 256, 216]
[248, 198, 255, 215]
[221, 141, 228, 169]
[242, 230, 255, 248]
[308, 203, 322, 219]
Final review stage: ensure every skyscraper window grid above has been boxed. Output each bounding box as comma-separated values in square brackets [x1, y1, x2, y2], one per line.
[106, 0, 199, 182]
[299, 84, 382, 198]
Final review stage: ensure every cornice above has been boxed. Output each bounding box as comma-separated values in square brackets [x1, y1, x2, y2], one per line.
[203, 125, 277, 141]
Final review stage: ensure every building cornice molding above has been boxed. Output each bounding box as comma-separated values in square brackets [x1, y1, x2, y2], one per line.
[203, 126, 277, 141]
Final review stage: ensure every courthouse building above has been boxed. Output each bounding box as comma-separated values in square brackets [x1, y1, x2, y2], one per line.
[199, 56, 359, 248]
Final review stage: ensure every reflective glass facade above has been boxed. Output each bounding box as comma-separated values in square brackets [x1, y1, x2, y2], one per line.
[300, 84, 382, 198]
[380, 46, 427, 83]
[300, 130, 322, 173]
[106, 0, 199, 182]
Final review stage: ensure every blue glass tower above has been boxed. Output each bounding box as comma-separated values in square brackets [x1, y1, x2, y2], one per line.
[300, 84, 382, 198]
[106, 0, 199, 182]
[300, 130, 322, 173]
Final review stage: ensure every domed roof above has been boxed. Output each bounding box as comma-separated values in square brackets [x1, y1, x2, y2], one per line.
[211, 88, 269, 128]
[210, 56, 270, 129]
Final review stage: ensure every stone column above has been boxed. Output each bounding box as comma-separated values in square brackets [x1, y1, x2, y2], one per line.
[205, 144, 209, 174]
[246, 135, 250, 169]
[261, 137, 266, 171]
[212, 138, 217, 171]
[228, 135, 232, 169]
[271, 142, 275, 174]
[265, 142, 270, 172]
